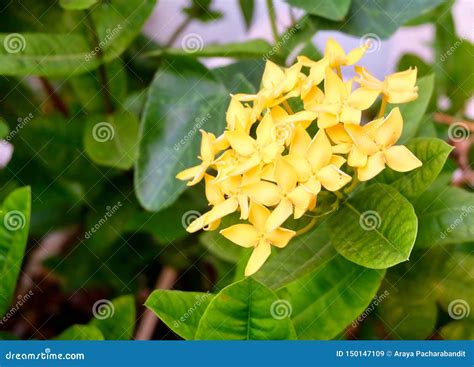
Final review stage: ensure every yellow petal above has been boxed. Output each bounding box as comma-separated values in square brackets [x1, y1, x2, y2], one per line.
[326, 123, 351, 144]
[265, 198, 293, 233]
[245, 240, 271, 276]
[348, 87, 380, 110]
[344, 124, 379, 155]
[385, 68, 417, 92]
[200, 131, 215, 162]
[325, 38, 345, 67]
[220, 224, 259, 248]
[228, 155, 261, 176]
[303, 177, 322, 196]
[355, 66, 383, 89]
[384, 145, 422, 172]
[238, 194, 250, 220]
[256, 112, 274, 144]
[204, 174, 224, 205]
[357, 151, 386, 181]
[262, 60, 285, 89]
[330, 155, 347, 168]
[340, 104, 362, 125]
[324, 67, 346, 100]
[290, 125, 312, 156]
[187, 198, 239, 233]
[244, 181, 281, 207]
[282, 63, 302, 92]
[225, 131, 255, 156]
[374, 107, 403, 148]
[317, 112, 339, 129]
[317, 165, 352, 191]
[275, 158, 298, 193]
[345, 45, 367, 65]
[287, 185, 313, 212]
[307, 128, 332, 170]
[348, 145, 368, 167]
[284, 154, 311, 182]
[176, 165, 202, 181]
[249, 202, 271, 232]
[266, 227, 296, 248]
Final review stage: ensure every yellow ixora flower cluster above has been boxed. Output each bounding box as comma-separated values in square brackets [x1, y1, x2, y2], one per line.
[177, 38, 422, 276]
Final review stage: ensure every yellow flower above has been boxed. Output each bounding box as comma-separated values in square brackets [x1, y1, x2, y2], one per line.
[324, 38, 368, 69]
[310, 67, 379, 128]
[220, 203, 296, 276]
[176, 130, 218, 186]
[345, 108, 422, 181]
[355, 66, 418, 104]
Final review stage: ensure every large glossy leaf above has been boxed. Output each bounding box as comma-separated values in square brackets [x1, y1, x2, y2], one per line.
[255, 223, 333, 290]
[440, 320, 474, 340]
[195, 278, 297, 340]
[396, 74, 435, 143]
[0, 187, 31, 317]
[145, 290, 214, 340]
[375, 138, 452, 200]
[284, 250, 385, 339]
[60, 0, 98, 10]
[56, 325, 104, 340]
[0, 33, 100, 77]
[90, 295, 136, 340]
[238, 0, 255, 30]
[84, 110, 139, 169]
[312, 0, 447, 38]
[415, 186, 474, 248]
[328, 184, 418, 269]
[135, 57, 228, 211]
[287, 0, 351, 21]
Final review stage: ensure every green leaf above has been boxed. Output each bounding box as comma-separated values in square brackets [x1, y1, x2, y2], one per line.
[440, 320, 474, 340]
[0, 33, 100, 77]
[135, 57, 228, 211]
[84, 111, 139, 170]
[397, 54, 433, 76]
[56, 325, 104, 340]
[0, 187, 31, 317]
[328, 184, 418, 269]
[212, 60, 264, 92]
[415, 186, 474, 248]
[287, 0, 351, 21]
[151, 40, 273, 59]
[60, 0, 98, 10]
[146, 290, 214, 340]
[375, 138, 452, 200]
[378, 286, 437, 339]
[284, 250, 385, 339]
[396, 74, 435, 143]
[255, 223, 333, 290]
[0, 118, 8, 139]
[195, 278, 297, 340]
[312, 0, 447, 38]
[90, 295, 136, 340]
[239, 0, 255, 30]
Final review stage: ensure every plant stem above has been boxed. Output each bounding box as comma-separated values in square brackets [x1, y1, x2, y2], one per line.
[282, 100, 294, 114]
[134, 266, 178, 340]
[165, 15, 193, 48]
[295, 217, 317, 236]
[266, 0, 279, 43]
[38, 77, 69, 117]
[377, 98, 387, 118]
[85, 10, 113, 115]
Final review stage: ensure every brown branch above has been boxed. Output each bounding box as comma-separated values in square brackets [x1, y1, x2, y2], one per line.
[433, 112, 474, 132]
[134, 266, 178, 340]
[38, 78, 69, 117]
